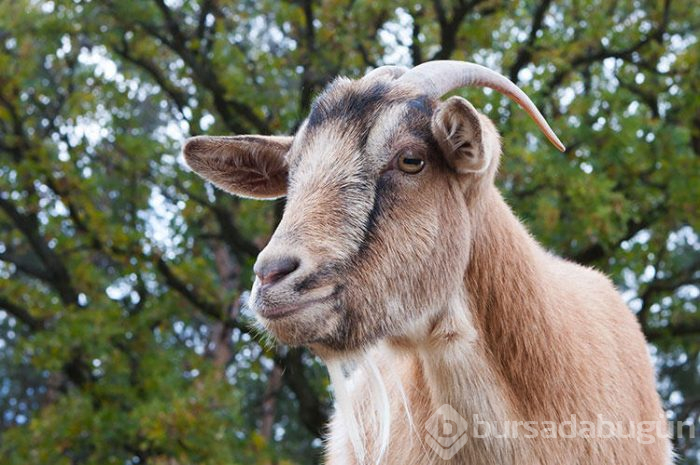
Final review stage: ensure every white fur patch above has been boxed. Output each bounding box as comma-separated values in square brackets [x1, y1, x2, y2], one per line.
[327, 350, 396, 465]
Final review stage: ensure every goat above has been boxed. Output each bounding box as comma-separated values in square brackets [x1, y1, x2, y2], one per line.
[183, 61, 672, 465]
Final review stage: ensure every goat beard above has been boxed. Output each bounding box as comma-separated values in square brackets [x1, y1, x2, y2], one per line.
[326, 347, 416, 465]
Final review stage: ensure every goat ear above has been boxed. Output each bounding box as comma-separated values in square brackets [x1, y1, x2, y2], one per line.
[183, 135, 292, 199]
[431, 96, 490, 174]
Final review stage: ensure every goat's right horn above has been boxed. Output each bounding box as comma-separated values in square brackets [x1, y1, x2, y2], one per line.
[399, 60, 565, 152]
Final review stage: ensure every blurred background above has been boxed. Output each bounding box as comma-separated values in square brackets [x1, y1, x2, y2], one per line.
[0, 0, 698, 464]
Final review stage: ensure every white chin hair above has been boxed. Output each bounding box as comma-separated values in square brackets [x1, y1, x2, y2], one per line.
[327, 346, 411, 465]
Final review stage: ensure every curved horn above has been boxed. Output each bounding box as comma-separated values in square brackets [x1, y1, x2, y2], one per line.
[399, 61, 565, 152]
[362, 65, 408, 82]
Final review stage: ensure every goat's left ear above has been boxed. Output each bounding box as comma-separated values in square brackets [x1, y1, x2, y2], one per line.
[183, 135, 292, 199]
[431, 96, 490, 174]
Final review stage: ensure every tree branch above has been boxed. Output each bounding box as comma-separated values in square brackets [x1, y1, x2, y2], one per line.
[298, 0, 317, 115]
[0, 249, 51, 281]
[430, 0, 487, 60]
[152, 0, 189, 47]
[409, 6, 424, 65]
[546, 0, 672, 90]
[508, 0, 553, 82]
[155, 255, 223, 320]
[260, 360, 284, 440]
[107, 2, 270, 134]
[570, 214, 656, 265]
[0, 295, 44, 331]
[212, 192, 260, 259]
[645, 321, 700, 341]
[0, 197, 79, 305]
[276, 348, 330, 438]
[112, 38, 192, 122]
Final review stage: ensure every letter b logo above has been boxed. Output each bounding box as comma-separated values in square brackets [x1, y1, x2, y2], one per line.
[425, 405, 469, 460]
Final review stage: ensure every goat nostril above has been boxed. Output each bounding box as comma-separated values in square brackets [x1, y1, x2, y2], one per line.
[254, 256, 301, 286]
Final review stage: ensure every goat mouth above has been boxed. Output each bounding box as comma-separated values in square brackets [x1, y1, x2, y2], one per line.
[257, 295, 334, 320]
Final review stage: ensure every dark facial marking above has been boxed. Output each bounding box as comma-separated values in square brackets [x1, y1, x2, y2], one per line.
[307, 83, 390, 129]
[355, 174, 395, 258]
[306, 82, 398, 149]
[403, 108, 442, 158]
[316, 299, 388, 352]
[293, 262, 343, 293]
[406, 96, 434, 116]
[347, 99, 435, 260]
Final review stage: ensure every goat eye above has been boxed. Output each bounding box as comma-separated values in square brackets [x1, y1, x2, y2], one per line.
[397, 152, 425, 174]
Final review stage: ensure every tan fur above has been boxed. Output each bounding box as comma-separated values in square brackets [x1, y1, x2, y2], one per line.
[183, 71, 672, 465]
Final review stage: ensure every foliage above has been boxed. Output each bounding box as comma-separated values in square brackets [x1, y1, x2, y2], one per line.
[0, 0, 698, 463]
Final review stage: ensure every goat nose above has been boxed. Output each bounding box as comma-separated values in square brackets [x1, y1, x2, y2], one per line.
[254, 256, 300, 286]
